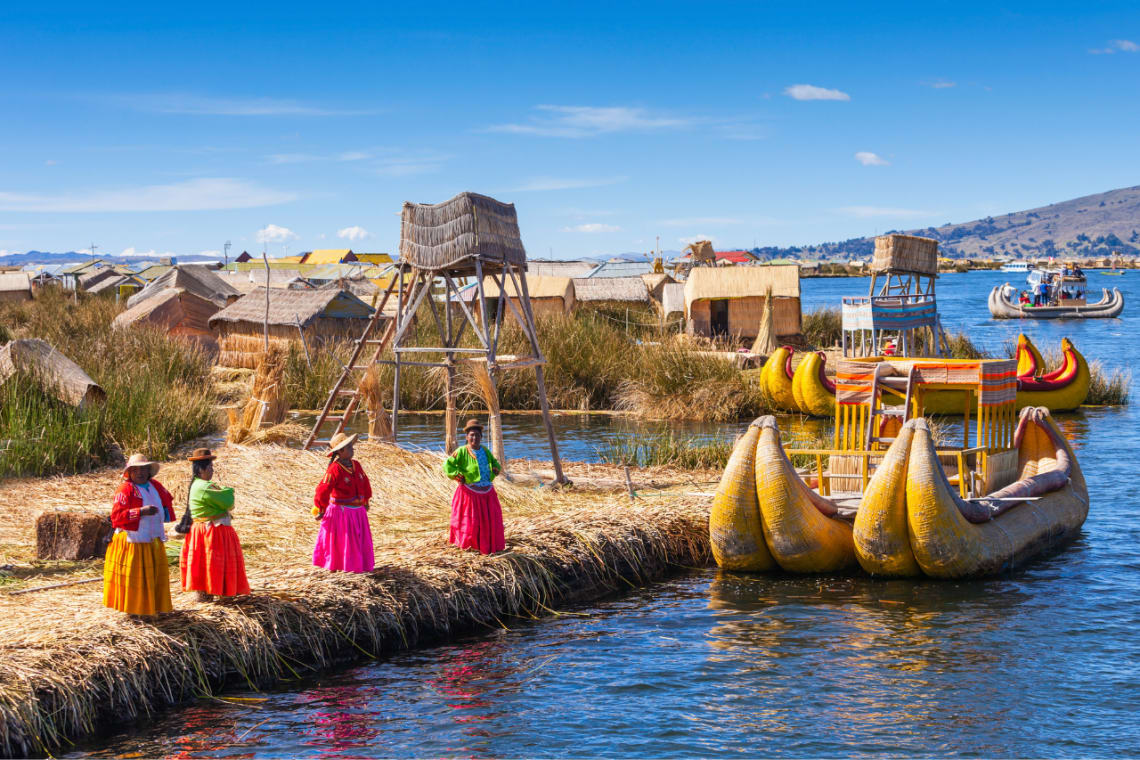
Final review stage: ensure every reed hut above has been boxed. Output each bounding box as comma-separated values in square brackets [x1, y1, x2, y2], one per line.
[641, 272, 675, 304]
[660, 282, 686, 321]
[684, 264, 801, 340]
[483, 274, 575, 321]
[112, 287, 222, 353]
[0, 338, 104, 409]
[209, 287, 376, 368]
[0, 272, 33, 303]
[127, 265, 241, 309]
[77, 267, 120, 293]
[571, 276, 651, 310]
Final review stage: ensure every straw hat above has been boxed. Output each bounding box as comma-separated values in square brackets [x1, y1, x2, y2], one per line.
[124, 453, 160, 478]
[463, 419, 483, 433]
[326, 432, 358, 457]
[187, 448, 217, 462]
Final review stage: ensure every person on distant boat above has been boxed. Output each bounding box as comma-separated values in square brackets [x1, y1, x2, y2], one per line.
[104, 453, 176, 616]
[1019, 291, 1031, 306]
[178, 448, 250, 601]
[443, 419, 505, 555]
[313, 433, 374, 573]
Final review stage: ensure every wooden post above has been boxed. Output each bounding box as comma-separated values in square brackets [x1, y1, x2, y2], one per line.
[262, 253, 271, 352]
[473, 258, 506, 464]
[442, 271, 457, 454]
[391, 265, 406, 439]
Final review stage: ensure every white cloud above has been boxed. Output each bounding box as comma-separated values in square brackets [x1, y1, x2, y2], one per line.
[562, 223, 621, 233]
[661, 217, 744, 227]
[0, 178, 295, 212]
[923, 79, 957, 88]
[488, 105, 693, 138]
[198, 250, 221, 257]
[120, 93, 378, 116]
[784, 84, 850, 101]
[256, 224, 298, 243]
[855, 151, 889, 166]
[839, 206, 930, 218]
[679, 234, 718, 247]
[1090, 39, 1140, 54]
[338, 151, 371, 162]
[265, 148, 447, 176]
[337, 225, 370, 242]
[511, 176, 627, 192]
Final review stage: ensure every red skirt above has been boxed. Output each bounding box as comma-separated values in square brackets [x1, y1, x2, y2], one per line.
[180, 521, 250, 596]
[449, 484, 505, 555]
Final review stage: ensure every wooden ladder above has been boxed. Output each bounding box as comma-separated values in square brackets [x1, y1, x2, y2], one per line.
[865, 364, 917, 449]
[302, 278, 407, 450]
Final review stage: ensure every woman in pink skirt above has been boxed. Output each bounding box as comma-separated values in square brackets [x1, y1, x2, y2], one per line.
[443, 419, 505, 554]
[313, 433, 375, 572]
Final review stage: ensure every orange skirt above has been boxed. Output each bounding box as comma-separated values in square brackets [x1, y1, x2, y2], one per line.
[180, 521, 250, 596]
[103, 532, 172, 616]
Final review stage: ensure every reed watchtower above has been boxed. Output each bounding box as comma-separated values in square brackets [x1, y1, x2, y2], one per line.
[304, 192, 566, 484]
[841, 234, 944, 358]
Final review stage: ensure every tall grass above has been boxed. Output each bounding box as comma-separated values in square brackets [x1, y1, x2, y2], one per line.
[0, 289, 217, 477]
[1086, 362, 1131, 405]
[802, 307, 841, 348]
[598, 429, 735, 469]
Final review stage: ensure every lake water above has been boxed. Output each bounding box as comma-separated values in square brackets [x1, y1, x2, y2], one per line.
[72, 271, 1139, 757]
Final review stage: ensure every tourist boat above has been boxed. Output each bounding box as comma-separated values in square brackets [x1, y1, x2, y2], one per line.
[710, 357, 1089, 577]
[989, 283, 1124, 319]
[774, 335, 1090, 415]
[1001, 261, 1031, 273]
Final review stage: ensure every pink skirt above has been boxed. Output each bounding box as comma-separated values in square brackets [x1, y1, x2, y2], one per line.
[450, 484, 505, 555]
[313, 503, 375, 573]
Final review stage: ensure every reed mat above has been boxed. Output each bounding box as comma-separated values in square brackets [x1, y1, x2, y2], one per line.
[0, 443, 710, 758]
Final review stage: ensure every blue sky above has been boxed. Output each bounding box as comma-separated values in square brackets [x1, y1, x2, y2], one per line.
[2, 1, 1139, 259]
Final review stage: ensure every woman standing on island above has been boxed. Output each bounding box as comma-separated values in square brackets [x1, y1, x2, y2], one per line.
[104, 453, 176, 616]
[179, 448, 250, 601]
[443, 419, 505, 554]
[313, 433, 375, 573]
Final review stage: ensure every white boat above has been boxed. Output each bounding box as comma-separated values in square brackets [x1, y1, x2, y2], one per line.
[1001, 261, 1030, 273]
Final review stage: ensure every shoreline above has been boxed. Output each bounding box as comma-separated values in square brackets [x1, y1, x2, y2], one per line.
[0, 444, 711, 758]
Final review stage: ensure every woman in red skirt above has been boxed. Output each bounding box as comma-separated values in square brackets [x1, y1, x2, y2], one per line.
[443, 419, 505, 554]
[179, 448, 250, 600]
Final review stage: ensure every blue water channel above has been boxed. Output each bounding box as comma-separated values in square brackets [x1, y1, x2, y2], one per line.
[72, 271, 1140, 757]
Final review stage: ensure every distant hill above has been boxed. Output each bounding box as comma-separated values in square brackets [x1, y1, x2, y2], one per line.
[750, 185, 1140, 261]
[0, 251, 222, 267]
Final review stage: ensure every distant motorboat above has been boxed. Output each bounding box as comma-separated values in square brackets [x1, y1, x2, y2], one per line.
[1001, 261, 1030, 273]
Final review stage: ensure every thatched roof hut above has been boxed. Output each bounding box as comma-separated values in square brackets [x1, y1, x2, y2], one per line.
[113, 287, 221, 353]
[208, 288, 376, 368]
[871, 234, 938, 275]
[641, 272, 675, 303]
[400, 192, 526, 273]
[483, 274, 575, 320]
[571, 276, 651, 306]
[77, 267, 120, 292]
[527, 259, 596, 278]
[127, 265, 241, 309]
[0, 272, 33, 303]
[684, 265, 801, 340]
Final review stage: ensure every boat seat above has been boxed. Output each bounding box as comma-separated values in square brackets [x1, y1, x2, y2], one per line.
[816, 490, 861, 522]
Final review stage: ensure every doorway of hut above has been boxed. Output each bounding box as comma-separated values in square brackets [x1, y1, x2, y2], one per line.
[710, 299, 729, 338]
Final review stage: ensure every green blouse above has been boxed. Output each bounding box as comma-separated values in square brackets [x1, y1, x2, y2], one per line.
[189, 478, 235, 520]
[443, 446, 501, 486]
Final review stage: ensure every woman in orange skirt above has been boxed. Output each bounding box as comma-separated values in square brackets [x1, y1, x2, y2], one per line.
[104, 453, 176, 616]
[179, 448, 250, 600]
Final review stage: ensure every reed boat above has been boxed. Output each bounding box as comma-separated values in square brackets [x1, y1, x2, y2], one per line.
[1014, 336, 1090, 410]
[791, 351, 836, 417]
[760, 345, 797, 412]
[711, 355, 1089, 578]
[989, 284, 1124, 319]
[1015, 333, 1046, 378]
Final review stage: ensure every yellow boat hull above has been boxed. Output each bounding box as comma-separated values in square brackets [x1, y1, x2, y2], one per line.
[852, 422, 921, 576]
[761, 346, 797, 412]
[792, 351, 836, 417]
[708, 421, 777, 572]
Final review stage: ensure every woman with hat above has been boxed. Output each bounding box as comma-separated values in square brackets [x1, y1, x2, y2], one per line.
[443, 419, 505, 554]
[104, 453, 176, 616]
[312, 432, 374, 573]
[179, 448, 250, 600]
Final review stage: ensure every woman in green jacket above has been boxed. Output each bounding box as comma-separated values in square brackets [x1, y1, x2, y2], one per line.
[179, 448, 250, 600]
[442, 419, 504, 554]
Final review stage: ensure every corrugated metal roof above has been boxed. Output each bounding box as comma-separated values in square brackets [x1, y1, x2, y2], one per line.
[584, 260, 655, 278]
[527, 259, 597, 278]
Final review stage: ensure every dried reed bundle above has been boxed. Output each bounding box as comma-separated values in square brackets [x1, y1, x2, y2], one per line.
[751, 285, 777, 356]
[467, 360, 504, 460]
[0, 442, 710, 757]
[227, 347, 288, 443]
[357, 365, 393, 441]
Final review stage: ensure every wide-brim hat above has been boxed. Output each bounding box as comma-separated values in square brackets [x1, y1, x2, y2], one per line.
[124, 453, 160, 478]
[187, 448, 217, 462]
[463, 418, 484, 433]
[326, 432, 359, 457]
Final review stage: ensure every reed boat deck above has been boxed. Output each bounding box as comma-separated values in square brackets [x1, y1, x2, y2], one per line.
[0, 444, 715, 757]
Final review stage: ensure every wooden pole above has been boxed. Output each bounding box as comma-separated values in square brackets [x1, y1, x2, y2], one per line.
[391, 265, 406, 440]
[474, 258, 505, 465]
[442, 270, 457, 454]
[262, 253, 271, 352]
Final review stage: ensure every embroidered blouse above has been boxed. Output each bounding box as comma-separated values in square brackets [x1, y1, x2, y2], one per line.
[110, 478, 175, 534]
[443, 446, 501, 487]
[314, 459, 372, 511]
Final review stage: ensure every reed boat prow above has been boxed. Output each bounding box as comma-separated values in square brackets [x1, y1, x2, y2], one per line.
[708, 419, 776, 572]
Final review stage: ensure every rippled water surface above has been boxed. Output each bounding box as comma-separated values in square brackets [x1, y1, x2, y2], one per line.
[73, 272, 1140, 757]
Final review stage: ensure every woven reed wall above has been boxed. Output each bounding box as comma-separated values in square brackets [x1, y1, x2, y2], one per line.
[688, 296, 801, 339]
[872, 234, 938, 274]
[400, 192, 527, 270]
[214, 318, 369, 369]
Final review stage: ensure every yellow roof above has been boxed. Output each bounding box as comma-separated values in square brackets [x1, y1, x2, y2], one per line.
[484, 274, 573, 300]
[305, 249, 354, 266]
[275, 256, 305, 264]
[355, 253, 393, 264]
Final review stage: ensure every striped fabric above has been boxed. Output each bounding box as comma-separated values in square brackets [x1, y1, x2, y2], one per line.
[835, 358, 1017, 407]
[842, 295, 937, 332]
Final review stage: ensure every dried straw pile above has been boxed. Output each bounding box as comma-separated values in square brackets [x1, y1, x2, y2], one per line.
[227, 347, 288, 443]
[0, 443, 710, 757]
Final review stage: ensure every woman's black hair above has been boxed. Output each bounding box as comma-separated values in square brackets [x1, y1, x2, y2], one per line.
[175, 460, 213, 535]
